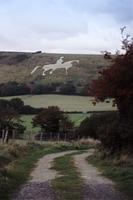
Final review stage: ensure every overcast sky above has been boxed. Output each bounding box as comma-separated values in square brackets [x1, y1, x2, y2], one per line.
[0, 0, 133, 53]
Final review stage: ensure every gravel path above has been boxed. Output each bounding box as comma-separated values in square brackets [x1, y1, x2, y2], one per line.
[74, 150, 127, 200]
[12, 150, 76, 200]
[12, 150, 128, 200]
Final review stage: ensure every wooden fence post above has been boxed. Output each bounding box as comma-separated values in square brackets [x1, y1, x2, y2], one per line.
[40, 131, 43, 143]
[64, 132, 67, 142]
[2, 129, 5, 144]
[50, 132, 52, 141]
[57, 132, 60, 142]
[4, 129, 9, 144]
[12, 129, 16, 141]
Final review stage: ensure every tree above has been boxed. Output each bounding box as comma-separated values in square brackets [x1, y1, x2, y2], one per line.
[77, 117, 98, 139]
[32, 84, 56, 94]
[59, 115, 74, 140]
[0, 100, 22, 143]
[90, 29, 133, 153]
[59, 82, 76, 95]
[9, 98, 24, 112]
[32, 106, 64, 135]
[90, 31, 133, 120]
[32, 106, 74, 140]
[0, 81, 30, 96]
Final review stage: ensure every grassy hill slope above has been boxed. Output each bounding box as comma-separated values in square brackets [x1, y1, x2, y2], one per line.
[0, 51, 110, 85]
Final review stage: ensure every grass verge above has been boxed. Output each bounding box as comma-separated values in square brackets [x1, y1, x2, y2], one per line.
[52, 153, 84, 200]
[87, 153, 133, 200]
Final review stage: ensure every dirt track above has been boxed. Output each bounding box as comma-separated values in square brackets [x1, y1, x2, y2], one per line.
[74, 151, 127, 200]
[12, 150, 127, 200]
[12, 150, 76, 200]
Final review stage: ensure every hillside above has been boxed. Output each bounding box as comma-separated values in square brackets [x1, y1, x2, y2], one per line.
[0, 51, 111, 96]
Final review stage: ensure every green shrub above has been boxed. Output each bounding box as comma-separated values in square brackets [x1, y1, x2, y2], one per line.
[77, 111, 118, 139]
[77, 111, 133, 154]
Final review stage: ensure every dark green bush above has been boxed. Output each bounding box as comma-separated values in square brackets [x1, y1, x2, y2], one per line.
[77, 111, 133, 154]
[77, 111, 118, 139]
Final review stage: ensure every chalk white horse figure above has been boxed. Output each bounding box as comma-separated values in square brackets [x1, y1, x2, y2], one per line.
[31, 66, 41, 74]
[31, 57, 79, 76]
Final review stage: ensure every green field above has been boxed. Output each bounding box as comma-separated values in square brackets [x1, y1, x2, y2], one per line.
[21, 113, 89, 134]
[1, 94, 116, 134]
[21, 115, 41, 134]
[69, 113, 90, 126]
[1, 94, 117, 112]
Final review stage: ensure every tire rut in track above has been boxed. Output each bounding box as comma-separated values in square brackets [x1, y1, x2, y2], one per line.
[12, 150, 76, 200]
[74, 150, 128, 200]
